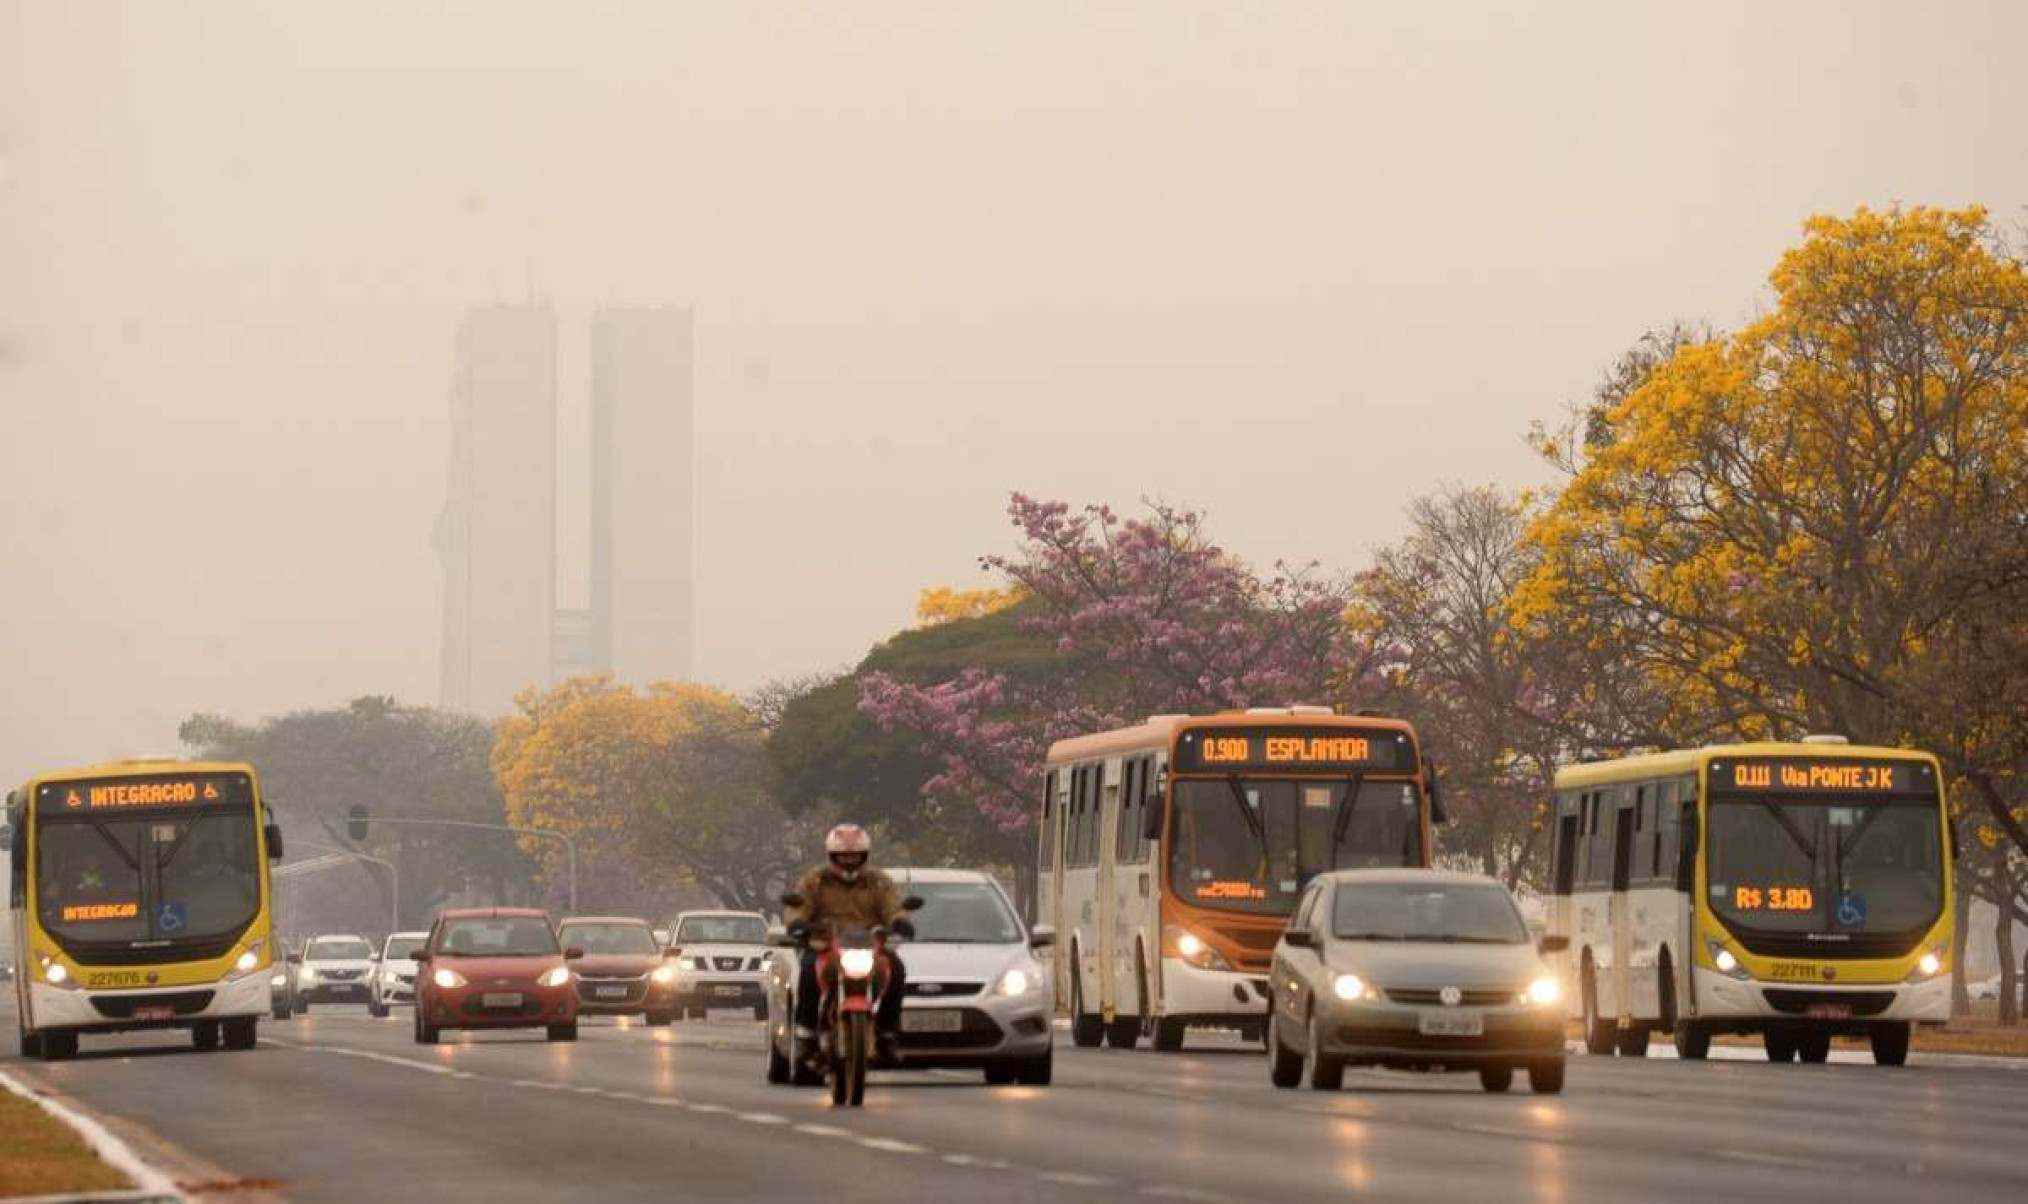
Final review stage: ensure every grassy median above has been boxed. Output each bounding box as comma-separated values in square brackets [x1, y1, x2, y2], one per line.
[0, 1087, 132, 1198]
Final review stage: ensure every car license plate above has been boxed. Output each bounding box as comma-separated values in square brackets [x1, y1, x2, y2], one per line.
[1805, 1003, 1852, 1020]
[134, 1005, 175, 1022]
[713, 985, 744, 996]
[595, 986, 629, 1000]
[1417, 1011, 1484, 1037]
[481, 992, 523, 1009]
[901, 1010, 964, 1034]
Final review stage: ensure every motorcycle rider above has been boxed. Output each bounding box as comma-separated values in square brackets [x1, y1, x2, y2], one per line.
[787, 824, 910, 1065]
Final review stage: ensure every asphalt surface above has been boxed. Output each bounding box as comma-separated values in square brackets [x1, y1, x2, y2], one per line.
[4, 997, 2023, 1203]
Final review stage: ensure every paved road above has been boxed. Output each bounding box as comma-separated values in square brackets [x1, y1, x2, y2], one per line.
[5, 998, 2023, 1203]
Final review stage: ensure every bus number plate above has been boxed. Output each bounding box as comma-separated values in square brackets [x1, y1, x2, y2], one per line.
[902, 1010, 964, 1033]
[134, 1005, 175, 1022]
[1805, 1003, 1852, 1020]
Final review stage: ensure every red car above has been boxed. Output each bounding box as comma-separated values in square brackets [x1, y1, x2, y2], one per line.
[413, 907, 583, 1044]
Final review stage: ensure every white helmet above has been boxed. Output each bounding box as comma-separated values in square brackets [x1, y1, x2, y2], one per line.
[825, 824, 871, 879]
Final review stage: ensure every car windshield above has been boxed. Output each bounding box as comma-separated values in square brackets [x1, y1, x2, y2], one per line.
[436, 917, 559, 957]
[560, 923, 658, 955]
[307, 937, 374, 960]
[905, 881, 1022, 944]
[674, 915, 766, 945]
[1706, 797, 1944, 936]
[1171, 779, 1423, 915]
[382, 936, 424, 961]
[1330, 881, 1529, 943]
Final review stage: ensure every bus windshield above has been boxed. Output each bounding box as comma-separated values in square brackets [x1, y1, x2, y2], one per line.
[1170, 778, 1422, 915]
[1706, 796, 1944, 937]
[36, 811, 260, 948]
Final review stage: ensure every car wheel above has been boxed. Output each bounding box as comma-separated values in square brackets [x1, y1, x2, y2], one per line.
[765, 1021, 792, 1084]
[1763, 1029, 1798, 1063]
[547, 1022, 578, 1042]
[1479, 1063, 1514, 1093]
[1672, 1018, 1711, 1060]
[983, 1062, 1017, 1085]
[1527, 1058, 1566, 1094]
[192, 1022, 221, 1052]
[1153, 1017, 1187, 1052]
[297, 999, 310, 1014]
[1014, 1047, 1053, 1086]
[272, 1006, 289, 1021]
[368, 1000, 388, 1019]
[1580, 960, 1613, 1056]
[1870, 1022, 1910, 1067]
[1797, 1030, 1831, 1063]
[413, 1007, 438, 1045]
[223, 1017, 258, 1051]
[1069, 957, 1103, 1049]
[1267, 1010, 1302, 1089]
[1615, 1026, 1650, 1058]
[1304, 1011, 1343, 1091]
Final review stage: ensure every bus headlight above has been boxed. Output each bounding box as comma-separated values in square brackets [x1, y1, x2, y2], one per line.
[1165, 926, 1233, 972]
[839, 948, 876, 979]
[1706, 939, 1750, 981]
[229, 940, 266, 978]
[1526, 976, 1562, 1006]
[1907, 949, 1945, 982]
[43, 960, 72, 987]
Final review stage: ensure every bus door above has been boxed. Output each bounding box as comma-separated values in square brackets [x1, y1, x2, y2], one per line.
[1044, 770, 1068, 1013]
[1095, 761, 1120, 1021]
[1552, 801, 1579, 978]
[1609, 795, 1637, 1021]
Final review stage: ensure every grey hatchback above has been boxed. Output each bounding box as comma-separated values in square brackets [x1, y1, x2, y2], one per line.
[1267, 869, 1568, 1094]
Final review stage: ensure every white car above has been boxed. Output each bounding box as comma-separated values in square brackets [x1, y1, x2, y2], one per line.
[667, 911, 771, 1019]
[368, 931, 428, 1018]
[762, 867, 1055, 1086]
[1968, 975, 2003, 1002]
[295, 934, 377, 1009]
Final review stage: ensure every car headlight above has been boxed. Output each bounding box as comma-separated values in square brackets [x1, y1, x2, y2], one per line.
[1906, 948, 1945, 982]
[1165, 926, 1233, 972]
[537, 966, 572, 988]
[433, 967, 469, 989]
[995, 965, 1040, 997]
[1706, 938, 1750, 980]
[270, 973, 287, 988]
[1525, 976, 1562, 1007]
[384, 970, 405, 986]
[1331, 973, 1369, 1001]
[651, 964, 678, 985]
[839, 948, 876, 979]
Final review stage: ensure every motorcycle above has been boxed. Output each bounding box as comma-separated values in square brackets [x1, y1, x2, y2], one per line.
[778, 891, 922, 1107]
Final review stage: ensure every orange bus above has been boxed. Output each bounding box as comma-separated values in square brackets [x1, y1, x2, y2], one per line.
[1037, 707, 1440, 1051]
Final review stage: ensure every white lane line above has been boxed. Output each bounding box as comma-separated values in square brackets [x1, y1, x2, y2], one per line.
[685, 1102, 731, 1115]
[736, 1111, 790, 1125]
[795, 1123, 855, 1139]
[1040, 1170, 1115, 1187]
[0, 1067, 187, 1202]
[856, 1136, 928, 1154]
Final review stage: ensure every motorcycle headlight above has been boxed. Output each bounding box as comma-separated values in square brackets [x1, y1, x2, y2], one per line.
[433, 967, 469, 990]
[1706, 938, 1750, 981]
[839, 948, 876, 979]
[1525, 976, 1562, 1007]
[651, 964, 678, 985]
[537, 966, 572, 988]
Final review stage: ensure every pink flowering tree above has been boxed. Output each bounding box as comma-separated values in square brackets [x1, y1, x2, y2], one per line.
[860, 495, 1379, 864]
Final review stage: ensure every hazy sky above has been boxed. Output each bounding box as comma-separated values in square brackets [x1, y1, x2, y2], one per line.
[2, 1, 2022, 784]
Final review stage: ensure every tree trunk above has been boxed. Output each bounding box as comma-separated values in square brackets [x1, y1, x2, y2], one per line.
[1950, 885, 1972, 1017]
[1997, 860, 2019, 1027]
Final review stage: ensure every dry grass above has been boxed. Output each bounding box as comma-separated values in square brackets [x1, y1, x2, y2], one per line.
[0, 1088, 133, 1198]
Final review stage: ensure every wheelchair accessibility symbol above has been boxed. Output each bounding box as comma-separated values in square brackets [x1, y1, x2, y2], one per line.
[157, 902, 188, 934]
[1836, 894, 1867, 927]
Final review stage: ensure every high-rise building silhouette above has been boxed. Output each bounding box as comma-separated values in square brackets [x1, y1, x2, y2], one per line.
[435, 305, 557, 713]
[589, 306, 696, 685]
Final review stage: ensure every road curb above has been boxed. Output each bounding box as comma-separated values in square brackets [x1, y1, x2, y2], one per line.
[0, 1068, 185, 1203]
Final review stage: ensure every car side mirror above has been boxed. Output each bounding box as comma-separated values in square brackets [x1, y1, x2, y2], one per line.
[765, 927, 793, 948]
[411, 950, 430, 963]
[1538, 935, 1569, 955]
[264, 823, 285, 861]
[1282, 928, 1316, 949]
[1028, 925, 1056, 950]
[563, 946, 585, 961]
[662, 946, 682, 959]
[780, 891, 806, 909]
[902, 895, 925, 912]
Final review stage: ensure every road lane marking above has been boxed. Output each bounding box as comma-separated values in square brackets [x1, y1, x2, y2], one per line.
[795, 1123, 854, 1139]
[736, 1111, 790, 1125]
[856, 1137, 928, 1154]
[1041, 1170, 1115, 1187]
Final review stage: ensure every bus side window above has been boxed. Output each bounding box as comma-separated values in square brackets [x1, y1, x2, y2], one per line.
[1551, 791, 1579, 896]
[1065, 768, 1084, 867]
[1081, 763, 1103, 867]
[1648, 780, 1675, 882]
[1039, 771, 1058, 872]
[1673, 795, 1698, 892]
[1116, 759, 1139, 863]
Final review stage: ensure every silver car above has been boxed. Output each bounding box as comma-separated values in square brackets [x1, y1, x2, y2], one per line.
[763, 868, 1055, 1086]
[1267, 869, 1569, 1094]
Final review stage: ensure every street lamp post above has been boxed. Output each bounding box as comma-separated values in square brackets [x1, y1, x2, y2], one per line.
[277, 845, 400, 934]
[355, 817, 578, 912]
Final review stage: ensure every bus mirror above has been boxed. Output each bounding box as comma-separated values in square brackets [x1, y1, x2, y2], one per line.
[1424, 758, 1449, 825]
[1948, 819, 1961, 863]
[264, 823, 285, 861]
[1142, 804, 1164, 842]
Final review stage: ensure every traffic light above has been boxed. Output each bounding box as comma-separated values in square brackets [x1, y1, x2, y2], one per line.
[347, 806, 370, 842]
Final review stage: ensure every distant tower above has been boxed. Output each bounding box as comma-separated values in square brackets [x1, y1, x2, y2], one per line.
[589, 306, 695, 685]
[436, 305, 558, 712]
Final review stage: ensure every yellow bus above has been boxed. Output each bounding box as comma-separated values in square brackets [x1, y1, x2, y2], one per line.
[8, 759, 284, 1059]
[1548, 737, 1952, 1066]
[1039, 707, 1441, 1051]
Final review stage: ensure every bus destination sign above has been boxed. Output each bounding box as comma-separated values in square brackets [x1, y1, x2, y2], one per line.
[37, 773, 252, 815]
[1712, 759, 1925, 795]
[1173, 726, 1413, 774]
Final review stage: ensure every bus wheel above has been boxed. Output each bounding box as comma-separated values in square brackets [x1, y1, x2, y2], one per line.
[1869, 1022, 1910, 1067]
[223, 1016, 258, 1051]
[1104, 1014, 1140, 1049]
[1580, 961, 1614, 1055]
[1672, 1019, 1711, 1060]
[1069, 958, 1103, 1049]
[39, 1030, 78, 1061]
[192, 1022, 221, 1052]
[1154, 1017, 1187, 1052]
[1796, 1031, 1830, 1063]
[1763, 1029, 1798, 1063]
[1615, 1026, 1650, 1057]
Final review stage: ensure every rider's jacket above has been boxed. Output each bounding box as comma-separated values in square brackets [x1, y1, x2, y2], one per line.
[787, 865, 905, 935]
